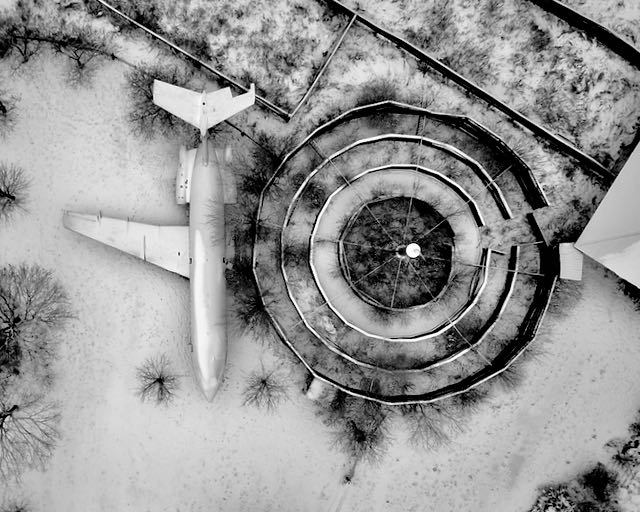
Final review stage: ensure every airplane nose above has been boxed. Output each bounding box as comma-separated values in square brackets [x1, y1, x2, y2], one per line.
[202, 379, 220, 401]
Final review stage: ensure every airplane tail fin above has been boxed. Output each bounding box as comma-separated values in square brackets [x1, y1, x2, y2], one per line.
[152, 80, 256, 133]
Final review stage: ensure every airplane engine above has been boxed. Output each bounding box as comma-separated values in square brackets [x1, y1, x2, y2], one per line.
[176, 145, 196, 205]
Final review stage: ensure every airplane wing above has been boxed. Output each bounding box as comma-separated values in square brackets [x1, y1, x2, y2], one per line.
[152, 80, 201, 129]
[205, 84, 255, 128]
[63, 211, 190, 278]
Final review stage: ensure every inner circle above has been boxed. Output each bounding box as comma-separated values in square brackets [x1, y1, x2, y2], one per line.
[341, 197, 454, 309]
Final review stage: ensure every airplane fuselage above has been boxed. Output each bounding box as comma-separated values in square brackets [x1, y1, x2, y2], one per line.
[188, 138, 227, 400]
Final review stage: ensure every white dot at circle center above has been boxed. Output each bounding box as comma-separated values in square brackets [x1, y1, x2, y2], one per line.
[406, 243, 421, 259]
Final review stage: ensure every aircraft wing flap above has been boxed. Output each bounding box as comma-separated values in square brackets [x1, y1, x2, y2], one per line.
[152, 80, 201, 129]
[63, 211, 190, 278]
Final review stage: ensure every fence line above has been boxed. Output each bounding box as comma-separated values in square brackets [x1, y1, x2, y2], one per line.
[287, 14, 357, 119]
[321, 0, 613, 182]
[95, 0, 612, 181]
[272, 102, 544, 215]
[525, 0, 640, 69]
[93, 0, 289, 118]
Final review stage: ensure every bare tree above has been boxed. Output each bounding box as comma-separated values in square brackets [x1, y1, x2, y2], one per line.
[0, 498, 30, 512]
[400, 401, 463, 450]
[49, 24, 116, 86]
[136, 353, 179, 404]
[0, 264, 71, 382]
[126, 64, 195, 140]
[0, 3, 44, 65]
[321, 391, 392, 464]
[242, 364, 288, 412]
[0, 90, 18, 138]
[491, 359, 526, 392]
[236, 291, 275, 340]
[0, 164, 29, 221]
[0, 393, 60, 482]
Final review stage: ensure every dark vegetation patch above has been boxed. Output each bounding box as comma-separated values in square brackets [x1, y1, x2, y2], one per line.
[0, 264, 71, 387]
[125, 64, 197, 141]
[353, 77, 400, 129]
[0, 164, 29, 222]
[342, 197, 454, 308]
[0, 89, 18, 138]
[136, 353, 180, 405]
[0, 1, 116, 84]
[319, 389, 392, 464]
[242, 364, 288, 412]
[85, 0, 345, 110]
[619, 280, 640, 311]
[0, 392, 60, 482]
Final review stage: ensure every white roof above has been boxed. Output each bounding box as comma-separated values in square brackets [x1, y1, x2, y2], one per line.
[576, 144, 640, 287]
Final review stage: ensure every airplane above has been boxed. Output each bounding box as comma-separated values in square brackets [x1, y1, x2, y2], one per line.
[63, 80, 256, 401]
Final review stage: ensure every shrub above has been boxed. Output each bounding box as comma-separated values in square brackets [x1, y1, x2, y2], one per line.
[354, 78, 399, 130]
[86, 0, 162, 33]
[579, 463, 619, 503]
[235, 132, 292, 199]
[491, 359, 526, 392]
[136, 353, 179, 405]
[619, 279, 640, 311]
[241, 364, 288, 412]
[529, 485, 577, 512]
[299, 180, 327, 210]
[0, 164, 29, 221]
[404, 1, 455, 51]
[233, 286, 275, 342]
[547, 280, 584, 317]
[440, 38, 496, 87]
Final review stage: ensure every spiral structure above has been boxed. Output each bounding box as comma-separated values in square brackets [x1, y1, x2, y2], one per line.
[252, 102, 558, 404]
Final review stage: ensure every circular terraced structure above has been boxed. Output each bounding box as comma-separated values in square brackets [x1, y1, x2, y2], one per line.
[252, 101, 559, 404]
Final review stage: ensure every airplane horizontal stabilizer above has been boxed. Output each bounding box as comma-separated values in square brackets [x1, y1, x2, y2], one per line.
[204, 84, 255, 129]
[63, 211, 190, 278]
[152, 80, 201, 129]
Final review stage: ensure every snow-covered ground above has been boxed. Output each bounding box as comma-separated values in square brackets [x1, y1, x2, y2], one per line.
[2, 5, 640, 512]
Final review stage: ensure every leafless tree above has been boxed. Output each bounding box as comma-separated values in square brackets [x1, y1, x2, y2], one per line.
[0, 90, 18, 138]
[49, 24, 116, 86]
[491, 359, 526, 392]
[0, 164, 28, 221]
[0, 498, 30, 512]
[242, 364, 288, 412]
[0, 1, 45, 65]
[126, 64, 195, 140]
[236, 291, 276, 340]
[0, 264, 71, 381]
[322, 391, 392, 464]
[136, 353, 180, 405]
[400, 401, 462, 450]
[0, 393, 60, 482]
